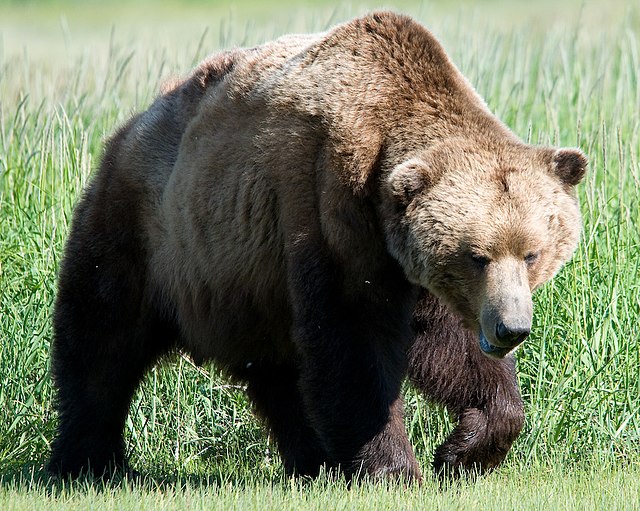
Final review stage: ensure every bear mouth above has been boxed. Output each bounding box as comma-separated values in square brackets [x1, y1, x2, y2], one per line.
[479, 331, 511, 359]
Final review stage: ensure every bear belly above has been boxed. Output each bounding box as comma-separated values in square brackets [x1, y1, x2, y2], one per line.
[148, 180, 293, 369]
[170, 276, 294, 369]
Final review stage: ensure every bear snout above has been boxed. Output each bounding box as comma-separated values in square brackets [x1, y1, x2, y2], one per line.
[495, 321, 530, 349]
[478, 319, 530, 358]
[479, 297, 533, 357]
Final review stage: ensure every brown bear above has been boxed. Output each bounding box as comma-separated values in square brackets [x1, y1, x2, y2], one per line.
[48, 12, 586, 481]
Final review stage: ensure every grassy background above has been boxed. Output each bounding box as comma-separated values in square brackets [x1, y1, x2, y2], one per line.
[1, 0, 639, 508]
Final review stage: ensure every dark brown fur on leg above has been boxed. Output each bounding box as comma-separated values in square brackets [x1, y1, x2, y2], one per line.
[48, 129, 177, 477]
[284, 238, 421, 481]
[49, 260, 175, 478]
[352, 396, 421, 482]
[242, 362, 329, 477]
[408, 291, 525, 478]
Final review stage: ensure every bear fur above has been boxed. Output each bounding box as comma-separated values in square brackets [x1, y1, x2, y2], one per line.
[48, 12, 586, 481]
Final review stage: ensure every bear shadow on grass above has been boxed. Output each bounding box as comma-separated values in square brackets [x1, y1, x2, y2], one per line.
[1, 455, 489, 495]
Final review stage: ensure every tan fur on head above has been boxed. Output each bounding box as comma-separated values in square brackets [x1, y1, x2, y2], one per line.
[383, 139, 585, 356]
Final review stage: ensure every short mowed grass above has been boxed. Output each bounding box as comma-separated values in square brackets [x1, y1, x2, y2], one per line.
[1, 0, 639, 509]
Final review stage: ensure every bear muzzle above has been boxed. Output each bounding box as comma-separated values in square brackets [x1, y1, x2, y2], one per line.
[479, 315, 532, 358]
[495, 321, 530, 347]
[477, 258, 534, 358]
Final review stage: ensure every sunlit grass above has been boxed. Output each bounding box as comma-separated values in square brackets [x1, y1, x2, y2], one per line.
[1, 463, 639, 511]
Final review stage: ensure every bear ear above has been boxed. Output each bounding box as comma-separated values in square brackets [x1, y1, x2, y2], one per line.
[552, 148, 588, 186]
[387, 159, 433, 205]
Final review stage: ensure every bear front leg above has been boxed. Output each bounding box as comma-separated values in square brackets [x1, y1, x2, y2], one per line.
[295, 334, 421, 482]
[243, 361, 330, 477]
[408, 291, 525, 477]
[286, 244, 421, 481]
[351, 395, 421, 480]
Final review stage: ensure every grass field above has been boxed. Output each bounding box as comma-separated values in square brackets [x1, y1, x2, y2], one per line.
[1, 0, 639, 508]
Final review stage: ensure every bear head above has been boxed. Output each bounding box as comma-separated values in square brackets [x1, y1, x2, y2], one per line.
[382, 138, 587, 358]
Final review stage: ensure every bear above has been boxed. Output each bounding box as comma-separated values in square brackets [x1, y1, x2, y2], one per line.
[47, 12, 586, 481]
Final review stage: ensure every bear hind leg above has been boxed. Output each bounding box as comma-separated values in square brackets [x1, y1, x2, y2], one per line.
[48, 257, 176, 478]
[48, 306, 175, 478]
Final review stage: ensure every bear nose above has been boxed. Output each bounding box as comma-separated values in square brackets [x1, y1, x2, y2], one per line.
[495, 322, 530, 348]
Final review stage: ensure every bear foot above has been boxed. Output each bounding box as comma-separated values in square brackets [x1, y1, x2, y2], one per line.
[433, 406, 524, 479]
[47, 436, 130, 480]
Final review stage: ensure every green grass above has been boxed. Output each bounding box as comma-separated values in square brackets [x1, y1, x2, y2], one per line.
[1, 464, 639, 510]
[1, 0, 639, 508]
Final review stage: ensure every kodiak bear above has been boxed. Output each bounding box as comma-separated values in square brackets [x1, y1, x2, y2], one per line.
[48, 12, 586, 481]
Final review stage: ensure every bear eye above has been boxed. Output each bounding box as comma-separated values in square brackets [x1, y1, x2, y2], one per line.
[524, 251, 540, 266]
[470, 254, 491, 269]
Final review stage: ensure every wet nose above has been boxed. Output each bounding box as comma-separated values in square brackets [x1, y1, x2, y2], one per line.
[496, 322, 530, 348]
